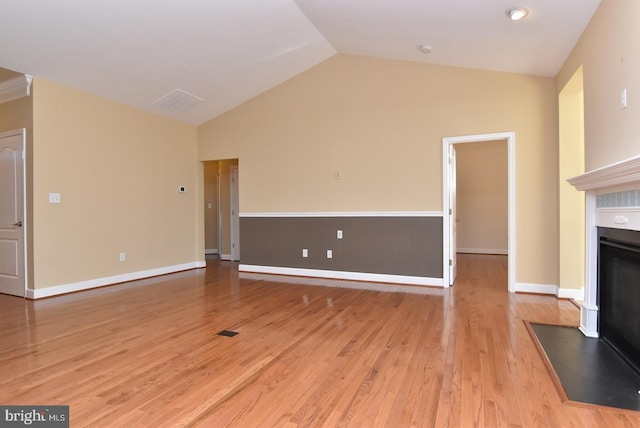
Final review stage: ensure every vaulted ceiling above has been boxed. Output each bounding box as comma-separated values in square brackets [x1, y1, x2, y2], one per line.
[0, 0, 600, 125]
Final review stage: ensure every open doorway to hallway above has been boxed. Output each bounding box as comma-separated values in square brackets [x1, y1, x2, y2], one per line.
[455, 140, 508, 288]
[203, 159, 239, 262]
[443, 132, 515, 292]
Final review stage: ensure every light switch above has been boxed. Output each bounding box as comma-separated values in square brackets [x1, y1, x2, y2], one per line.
[327, 249, 333, 259]
[337, 230, 343, 239]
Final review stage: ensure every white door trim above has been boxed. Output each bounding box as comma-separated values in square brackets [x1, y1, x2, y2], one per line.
[0, 128, 27, 297]
[442, 132, 516, 292]
[230, 166, 240, 261]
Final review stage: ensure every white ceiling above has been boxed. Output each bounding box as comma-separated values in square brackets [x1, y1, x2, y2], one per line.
[0, 0, 600, 125]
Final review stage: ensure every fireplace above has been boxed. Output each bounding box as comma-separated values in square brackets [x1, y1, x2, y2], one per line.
[599, 227, 640, 374]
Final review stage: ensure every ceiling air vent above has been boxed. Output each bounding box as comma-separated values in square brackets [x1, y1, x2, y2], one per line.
[154, 89, 203, 113]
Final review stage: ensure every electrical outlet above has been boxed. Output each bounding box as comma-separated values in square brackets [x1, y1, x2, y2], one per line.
[302, 248, 308, 258]
[119, 252, 126, 262]
[327, 249, 333, 259]
[337, 230, 343, 239]
[49, 193, 61, 204]
[621, 88, 628, 109]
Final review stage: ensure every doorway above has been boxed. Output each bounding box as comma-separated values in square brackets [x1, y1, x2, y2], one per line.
[202, 159, 239, 261]
[0, 129, 26, 297]
[443, 132, 516, 292]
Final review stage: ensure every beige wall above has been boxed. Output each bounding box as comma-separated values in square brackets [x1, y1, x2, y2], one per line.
[557, 0, 640, 171]
[31, 78, 200, 289]
[198, 54, 558, 285]
[456, 140, 508, 254]
[558, 68, 585, 291]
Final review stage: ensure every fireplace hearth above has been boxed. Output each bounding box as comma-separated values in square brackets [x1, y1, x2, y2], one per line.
[598, 227, 640, 374]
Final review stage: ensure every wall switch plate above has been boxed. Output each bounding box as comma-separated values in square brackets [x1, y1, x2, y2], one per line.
[207, 203, 212, 209]
[119, 252, 126, 262]
[337, 230, 343, 239]
[327, 249, 333, 259]
[302, 248, 308, 258]
[49, 193, 61, 204]
[621, 88, 628, 109]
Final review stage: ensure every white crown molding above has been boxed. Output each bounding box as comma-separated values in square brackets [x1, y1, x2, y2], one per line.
[567, 154, 640, 192]
[0, 74, 32, 104]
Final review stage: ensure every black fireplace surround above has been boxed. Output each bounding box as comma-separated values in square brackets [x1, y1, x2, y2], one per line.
[598, 227, 640, 374]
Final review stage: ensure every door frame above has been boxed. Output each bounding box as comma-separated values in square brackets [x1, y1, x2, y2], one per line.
[442, 131, 516, 292]
[229, 166, 240, 261]
[0, 128, 27, 297]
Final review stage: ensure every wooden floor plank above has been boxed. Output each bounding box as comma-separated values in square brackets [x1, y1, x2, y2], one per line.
[1, 254, 639, 427]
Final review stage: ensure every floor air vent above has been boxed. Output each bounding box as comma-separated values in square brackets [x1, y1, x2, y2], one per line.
[217, 330, 239, 337]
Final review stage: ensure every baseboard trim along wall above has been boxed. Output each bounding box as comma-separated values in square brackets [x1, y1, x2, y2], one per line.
[457, 248, 508, 255]
[26, 261, 206, 299]
[515, 282, 584, 300]
[239, 265, 444, 287]
[240, 211, 443, 218]
[205, 248, 219, 255]
[219, 254, 232, 261]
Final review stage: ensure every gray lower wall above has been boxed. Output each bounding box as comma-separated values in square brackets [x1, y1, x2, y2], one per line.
[240, 216, 443, 278]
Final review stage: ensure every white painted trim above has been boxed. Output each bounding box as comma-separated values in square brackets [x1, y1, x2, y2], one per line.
[443, 132, 516, 292]
[595, 207, 640, 231]
[579, 303, 599, 338]
[557, 287, 584, 300]
[0, 75, 32, 104]
[582, 191, 599, 337]
[514, 282, 558, 295]
[239, 211, 443, 218]
[26, 261, 205, 299]
[239, 272, 445, 295]
[567, 153, 640, 191]
[230, 166, 240, 261]
[205, 248, 219, 255]
[238, 264, 444, 287]
[219, 254, 232, 261]
[457, 248, 508, 255]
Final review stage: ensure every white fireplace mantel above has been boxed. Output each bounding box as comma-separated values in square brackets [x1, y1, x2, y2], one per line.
[568, 154, 640, 338]
[568, 154, 640, 192]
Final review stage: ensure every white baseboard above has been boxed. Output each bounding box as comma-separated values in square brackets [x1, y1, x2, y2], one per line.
[514, 282, 558, 295]
[26, 261, 206, 299]
[238, 264, 444, 287]
[457, 248, 508, 255]
[219, 254, 232, 261]
[205, 249, 218, 255]
[514, 282, 584, 300]
[557, 287, 584, 300]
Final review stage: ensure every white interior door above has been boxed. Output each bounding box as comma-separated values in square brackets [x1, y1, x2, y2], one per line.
[0, 129, 26, 297]
[449, 144, 457, 285]
[230, 166, 240, 261]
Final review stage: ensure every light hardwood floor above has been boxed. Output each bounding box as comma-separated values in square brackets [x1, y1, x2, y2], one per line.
[1, 254, 638, 427]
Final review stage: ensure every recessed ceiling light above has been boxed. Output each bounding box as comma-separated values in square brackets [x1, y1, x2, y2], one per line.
[506, 7, 529, 21]
[418, 44, 432, 54]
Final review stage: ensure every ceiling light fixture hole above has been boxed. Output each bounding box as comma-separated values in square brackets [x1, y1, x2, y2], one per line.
[506, 7, 529, 21]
